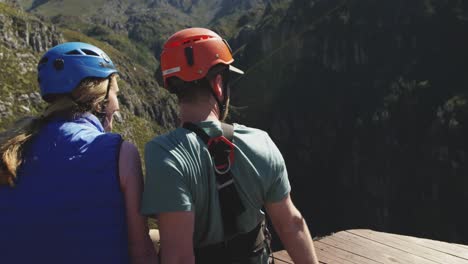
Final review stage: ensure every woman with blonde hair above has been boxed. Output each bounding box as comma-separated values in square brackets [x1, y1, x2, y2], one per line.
[0, 42, 157, 264]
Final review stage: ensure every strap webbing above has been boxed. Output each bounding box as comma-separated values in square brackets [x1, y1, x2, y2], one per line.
[183, 122, 245, 236]
[183, 122, 234, 142]
[183, 122, 211, 143]
[194, 220, 268, 263]
[184, 122, 273, 263]
[221, 123, 234, 141]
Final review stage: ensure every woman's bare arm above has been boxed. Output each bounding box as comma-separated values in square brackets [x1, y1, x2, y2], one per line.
[119, 141, 158, 264]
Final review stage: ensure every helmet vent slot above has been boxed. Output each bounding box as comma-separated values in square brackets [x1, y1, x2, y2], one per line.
[184, 47, 194, 66]
[66, 50, 82, 55]
[81, 49, 99, 56]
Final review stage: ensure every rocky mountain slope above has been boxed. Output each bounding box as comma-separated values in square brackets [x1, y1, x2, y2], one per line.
[0, 0, 291, 153]
[231, 0, 468, 244]
[16, 0, 290, 72]
[0, 1, 62, 124]
[0, 1, 177, 154]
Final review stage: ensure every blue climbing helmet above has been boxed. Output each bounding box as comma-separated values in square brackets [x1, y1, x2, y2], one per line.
[37, 42, 118, 101]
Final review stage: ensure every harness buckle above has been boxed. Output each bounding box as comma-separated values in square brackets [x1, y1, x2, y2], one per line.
[214, 159, 231, 175]
[207, 136, 235, 173]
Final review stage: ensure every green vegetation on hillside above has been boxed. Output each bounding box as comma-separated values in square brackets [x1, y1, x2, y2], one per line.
[0, 48, 44, 130]
[19, 0, 293, 73]
[0, 3, 176, 154]
[30, 0, 113, 17]
[113, 109, 165, 157]
[61, 29, 175, 150]
[0, 2, 26, 17]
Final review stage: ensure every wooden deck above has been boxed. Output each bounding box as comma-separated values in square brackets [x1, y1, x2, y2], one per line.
[272, 229, 468, 264]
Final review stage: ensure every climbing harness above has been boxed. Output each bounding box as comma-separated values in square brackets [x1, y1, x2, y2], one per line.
[183, 122, 275, 263]
[183, 122, 245, 236]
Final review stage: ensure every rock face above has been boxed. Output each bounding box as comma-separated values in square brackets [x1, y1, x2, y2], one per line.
[0, 0, 20, 8]
[0, 2, 178, 153]
[16, 0, 290, 68]
[0, 8, 62, 52]
[0, 2, 63, 127]
[231, 0, 468, 245]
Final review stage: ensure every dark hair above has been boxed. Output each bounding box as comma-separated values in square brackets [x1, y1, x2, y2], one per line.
[167, 77, 212, 103]
[167, 64, 231, 103]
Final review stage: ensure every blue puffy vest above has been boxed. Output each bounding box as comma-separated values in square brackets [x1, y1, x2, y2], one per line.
[0, 114, 129, 264]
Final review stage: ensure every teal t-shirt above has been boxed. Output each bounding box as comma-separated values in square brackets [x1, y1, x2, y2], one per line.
[141, 121, 291, 247]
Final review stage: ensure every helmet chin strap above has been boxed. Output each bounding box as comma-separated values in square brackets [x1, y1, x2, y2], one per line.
[222, 86, 231, 121]
[211, 81, 230, 122]
[210, 70, 231, 121]
[94, 77, 112, 127]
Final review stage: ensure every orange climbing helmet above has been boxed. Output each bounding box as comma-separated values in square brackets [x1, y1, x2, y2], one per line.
[160, 27, 244, 88]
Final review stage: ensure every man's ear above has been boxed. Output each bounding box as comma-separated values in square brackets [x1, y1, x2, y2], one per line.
[210, 74, 224, 98]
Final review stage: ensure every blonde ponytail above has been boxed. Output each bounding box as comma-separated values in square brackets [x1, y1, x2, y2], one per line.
[0, 117, 42, 186]
[0, 74, 115, 187]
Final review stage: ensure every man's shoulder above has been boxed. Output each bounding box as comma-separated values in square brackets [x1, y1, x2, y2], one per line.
[145, 127, 199, 162]
[146, 127, 187, 147]
[233, 123, 269, 138]
[233, 123, 283, 161]
[144, 128, 189, 171]
[233, 123, 276, 146]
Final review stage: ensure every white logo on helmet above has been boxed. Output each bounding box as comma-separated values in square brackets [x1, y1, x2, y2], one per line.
[101, 53, 111, 63]
[162, 67, 181, 76]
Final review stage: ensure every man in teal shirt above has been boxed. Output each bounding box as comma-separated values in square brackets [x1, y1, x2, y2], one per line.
[142, 28, 319, 264]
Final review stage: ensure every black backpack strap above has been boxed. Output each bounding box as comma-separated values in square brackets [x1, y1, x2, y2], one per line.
[184, 122, 271, 263]
[183, 122, 233, 142]
[183, 122, 210, 144]
[183, 122, 245, 237]
[195, 219, 268, 263]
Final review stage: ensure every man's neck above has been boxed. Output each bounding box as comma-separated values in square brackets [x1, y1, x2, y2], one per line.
[179, 100, 220, 124]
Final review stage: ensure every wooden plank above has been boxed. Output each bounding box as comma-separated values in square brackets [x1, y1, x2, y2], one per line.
[272, 243, 374, 264]
[347, 229, 468, 264]
[272, 230, 468, 264]
[454, 244, 468, 251]
[315, 240, 382, 264]
[320, 235, 405, 264]
[314, 246, 350, 264]
[387, 232, 468, 260]
[270, 256, 291, 264]
[322, 231, 439, 263]
[271, 250, 293, 263]
[314, 252, 347, 264]
[335, 231, 446, 263]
